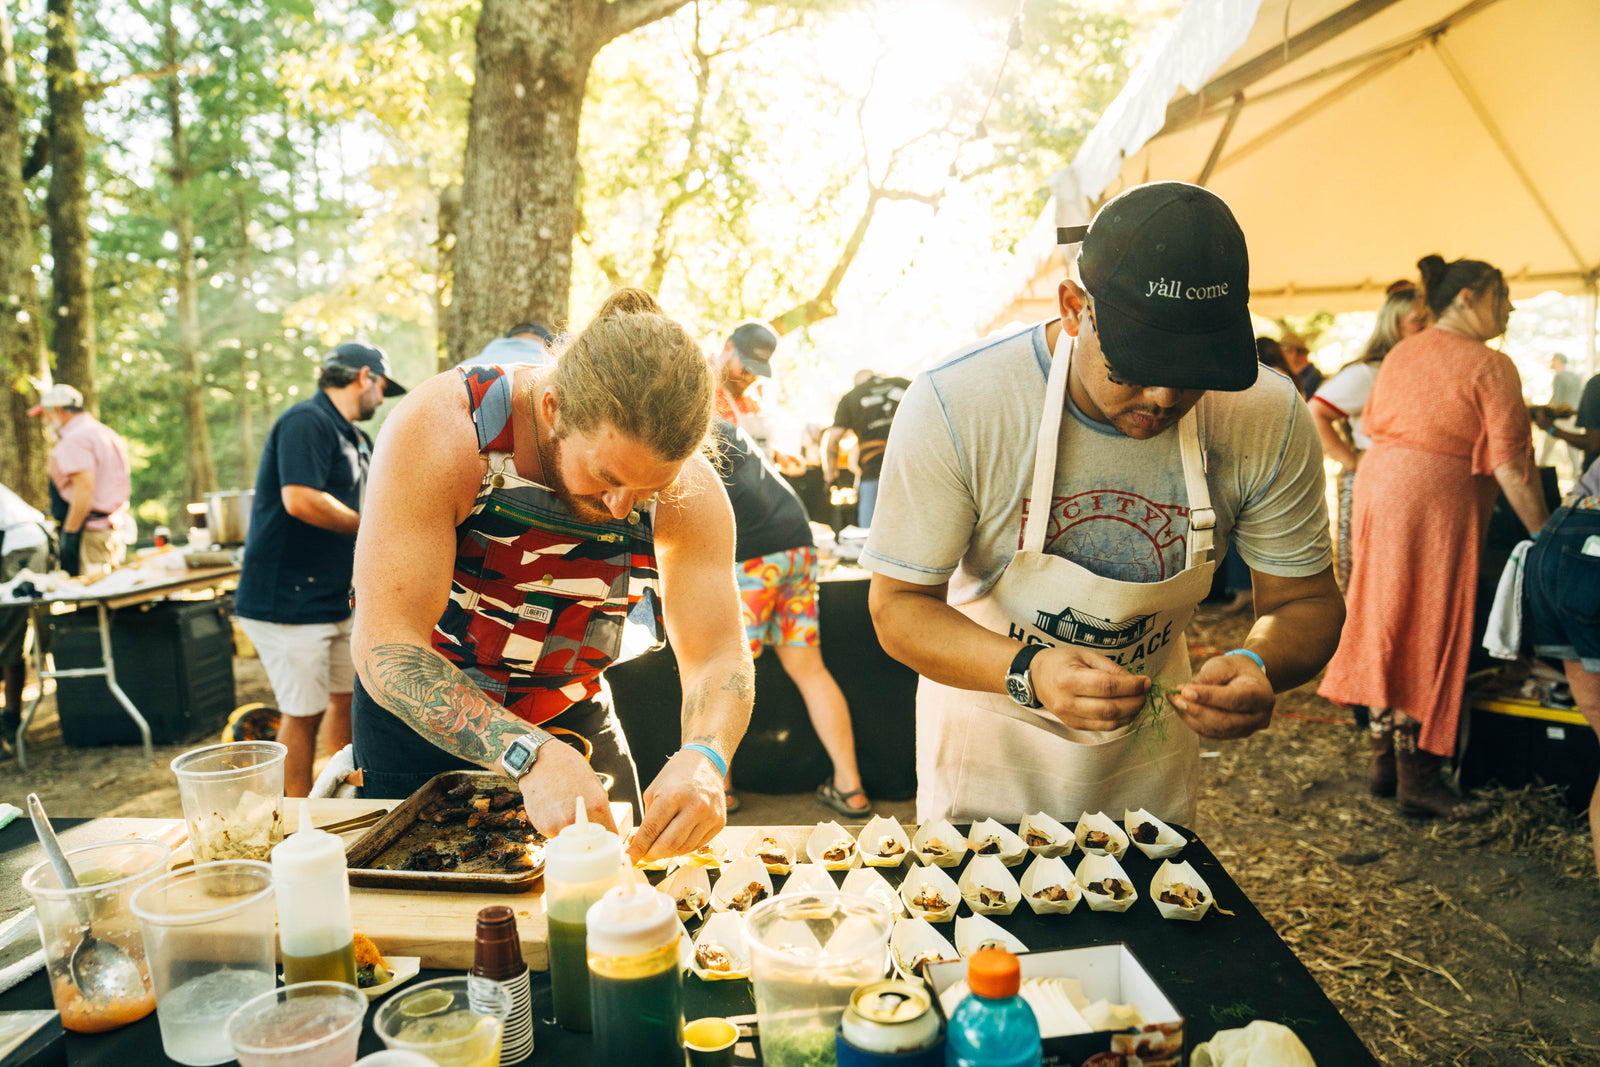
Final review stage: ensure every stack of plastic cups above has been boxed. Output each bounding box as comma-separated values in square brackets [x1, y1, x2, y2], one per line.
[473, 905, 533, 1064]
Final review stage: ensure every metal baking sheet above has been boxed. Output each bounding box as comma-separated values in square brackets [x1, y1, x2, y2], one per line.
[345, 770, 545, 893]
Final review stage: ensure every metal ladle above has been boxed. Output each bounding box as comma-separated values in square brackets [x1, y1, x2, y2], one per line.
[27, 793, 148, 1003]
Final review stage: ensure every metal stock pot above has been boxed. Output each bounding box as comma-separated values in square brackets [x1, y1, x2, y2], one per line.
[204, 490, 254, 545]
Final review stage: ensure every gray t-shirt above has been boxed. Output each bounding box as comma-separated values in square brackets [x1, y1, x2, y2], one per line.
[862, 322, 1332, 605]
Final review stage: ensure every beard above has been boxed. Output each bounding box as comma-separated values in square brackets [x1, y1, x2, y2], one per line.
[535, 424, 615, 525]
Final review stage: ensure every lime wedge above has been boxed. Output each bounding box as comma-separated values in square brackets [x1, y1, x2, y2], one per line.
[398, 989, 453, 1018]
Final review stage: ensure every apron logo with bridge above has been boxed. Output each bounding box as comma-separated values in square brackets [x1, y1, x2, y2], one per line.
[1009, 606, 1176, 669]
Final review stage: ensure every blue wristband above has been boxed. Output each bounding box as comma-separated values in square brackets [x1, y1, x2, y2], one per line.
[1224, 648, 1267, 676]
[679, 742, 728, 779]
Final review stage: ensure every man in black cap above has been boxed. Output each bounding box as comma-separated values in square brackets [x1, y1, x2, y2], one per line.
[861, 181, 1344, 827]
[713, 319, 780, 455]
[235, 342, 406, 796]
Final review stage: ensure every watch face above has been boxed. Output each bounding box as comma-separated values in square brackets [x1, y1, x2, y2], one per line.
[1006, 675, 1034, 707]
[504, 742, 534, 774]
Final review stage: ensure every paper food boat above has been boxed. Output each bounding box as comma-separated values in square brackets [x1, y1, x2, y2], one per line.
[911, 818, 968, 868]
[1124, 808, 1185, 860]
[966, 818, 1029, 866]
[806, 820, 861, 870]
[1149, 859, 1214, 922]
[958, 854, 1023, 916]
[1074, 852, 1138, 913]
[1074, 811, 1130, 859]
[1019, 811, 1074, 858]
[890, 917, 959, 981]
[899, 863, 960, 923]
[742, 829, 796, 875]
[858, 815, 913, 867]
[710, 855, 775, 913]
[689, 912, 752, 980]
[1020, 854, 1080, 915]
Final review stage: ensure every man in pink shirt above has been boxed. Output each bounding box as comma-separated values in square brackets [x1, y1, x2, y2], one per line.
[27, 384, 134, 578]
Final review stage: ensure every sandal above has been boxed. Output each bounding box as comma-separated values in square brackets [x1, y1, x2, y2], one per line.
[815, 778, 871, 818]
[723, 790, 742, 815]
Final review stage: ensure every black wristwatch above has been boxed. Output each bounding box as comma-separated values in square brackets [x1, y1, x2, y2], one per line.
[1005, 644, 1047, 709]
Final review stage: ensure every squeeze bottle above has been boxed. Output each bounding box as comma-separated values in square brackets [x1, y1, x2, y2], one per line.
[544, 799, 624, 1031]
[586, 882, 684, 1065]
[273, 800, 357, 985]
[944, 948, 1042, 1067]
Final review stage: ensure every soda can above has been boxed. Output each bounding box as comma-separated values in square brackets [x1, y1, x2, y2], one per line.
[837, 980, 943, 1066]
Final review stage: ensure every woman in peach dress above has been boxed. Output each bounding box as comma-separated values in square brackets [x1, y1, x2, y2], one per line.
[1319, 254, 1549, 820]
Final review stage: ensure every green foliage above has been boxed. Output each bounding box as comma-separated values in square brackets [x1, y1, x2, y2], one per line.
[8, 0, 1173, 524]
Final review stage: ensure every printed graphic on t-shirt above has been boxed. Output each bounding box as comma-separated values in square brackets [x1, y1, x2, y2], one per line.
[1025, 490, 1190, 583]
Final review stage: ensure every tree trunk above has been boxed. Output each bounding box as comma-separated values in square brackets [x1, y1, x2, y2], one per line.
[0, 5, 48, 502]
[450, 0, 690, 364]
[435, 183, 459, 372]
[45, 0, 94, 412]
[164, 3, 215, 502]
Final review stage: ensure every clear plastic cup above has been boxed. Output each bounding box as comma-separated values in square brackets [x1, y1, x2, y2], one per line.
[130, 860, 277, 1066]
[374, 975, 511, 1067]
[21, 838, 171, 1034]
[746, 891, 893, 1067]
[225, 981, 367, 1067]
[171, 741, 287, 863]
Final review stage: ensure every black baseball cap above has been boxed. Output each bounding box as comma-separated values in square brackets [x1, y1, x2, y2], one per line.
[1060, 182, 1257, 392]
[727, 320, 778, 377]
[505, 322, 555, 343]
[326, 342, 406, 396]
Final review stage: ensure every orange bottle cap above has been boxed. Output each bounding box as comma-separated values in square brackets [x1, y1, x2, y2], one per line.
[966, 947, 1020, 998]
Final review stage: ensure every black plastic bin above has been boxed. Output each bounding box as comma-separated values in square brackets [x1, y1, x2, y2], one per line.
[48, 595, 237, 747]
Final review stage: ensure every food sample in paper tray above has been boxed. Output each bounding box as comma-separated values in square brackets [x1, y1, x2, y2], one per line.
[859, 815, 912, 867]
[742, 829, 796, 874]
[807, 820, 861, 869]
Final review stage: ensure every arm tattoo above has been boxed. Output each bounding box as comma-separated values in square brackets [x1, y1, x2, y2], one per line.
[681, 664, 754, 742]
[365, 642, 528, 766]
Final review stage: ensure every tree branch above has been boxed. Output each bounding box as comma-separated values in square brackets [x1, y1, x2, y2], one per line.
[591, 0, 693, 52]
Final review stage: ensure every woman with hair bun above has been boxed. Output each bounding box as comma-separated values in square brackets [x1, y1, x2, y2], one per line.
[1320, 256, 1549, 819]
[349, 287, 755, 864]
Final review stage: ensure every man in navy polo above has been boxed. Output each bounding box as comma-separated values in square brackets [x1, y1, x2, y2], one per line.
[235, 342, 405, 796]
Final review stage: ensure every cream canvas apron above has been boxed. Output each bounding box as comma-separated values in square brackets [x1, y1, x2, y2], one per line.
[915, 329, 1218, 827]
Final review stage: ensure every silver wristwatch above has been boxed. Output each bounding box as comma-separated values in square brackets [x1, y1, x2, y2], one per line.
[499, 731, 554, 782]
[1005, 644, 1047, 709]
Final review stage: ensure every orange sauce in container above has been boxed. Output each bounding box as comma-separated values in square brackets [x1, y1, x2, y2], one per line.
[52, 978, 157, 1033]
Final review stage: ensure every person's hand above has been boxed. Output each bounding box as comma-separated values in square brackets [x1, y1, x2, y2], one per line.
[1530, 406, 1556, 431]
[58, 530, 82, 577]
[518, 739, 616, 840]
[1169, 652, 1274, 739]
[772, 451, 805, 477]
[629, 749, 725, 864]
[1030, 646, 1150, 733]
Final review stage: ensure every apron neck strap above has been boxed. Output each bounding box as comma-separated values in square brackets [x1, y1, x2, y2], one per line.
[1022, 325, 1074, 554]
[1023, 322, 1216, 567]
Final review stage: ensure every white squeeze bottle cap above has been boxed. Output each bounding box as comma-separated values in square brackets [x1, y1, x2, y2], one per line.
[585, 881, 678, 958]
[272, 801, 353, 956]
[545, 798, 623, 885]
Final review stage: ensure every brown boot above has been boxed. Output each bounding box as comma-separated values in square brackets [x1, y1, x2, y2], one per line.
[1394, 719, 1490, 821]
[1368, 708, 1396, 797]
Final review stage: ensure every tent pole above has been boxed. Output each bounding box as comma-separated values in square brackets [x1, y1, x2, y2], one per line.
[1587, 281, 1598, 379]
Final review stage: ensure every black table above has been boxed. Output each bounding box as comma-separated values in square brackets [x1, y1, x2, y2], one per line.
[0, 817, 1377, 1065]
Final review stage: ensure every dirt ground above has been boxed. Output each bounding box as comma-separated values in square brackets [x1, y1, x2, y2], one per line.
[5, 613, 1599, 1065]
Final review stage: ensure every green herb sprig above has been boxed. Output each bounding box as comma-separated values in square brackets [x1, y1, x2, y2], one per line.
[1125, 676, 1178, 755]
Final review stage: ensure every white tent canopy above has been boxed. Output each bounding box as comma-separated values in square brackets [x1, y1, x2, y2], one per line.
[986, 0, 1600, 357]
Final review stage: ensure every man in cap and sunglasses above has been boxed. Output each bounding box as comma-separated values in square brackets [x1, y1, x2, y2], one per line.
[235, 341, 405, 796]
[863, 181, 1345, 826]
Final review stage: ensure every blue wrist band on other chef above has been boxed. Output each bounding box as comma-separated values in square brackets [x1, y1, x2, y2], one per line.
[679, 742, 727, 779]
[1224, 648, 1267, 676]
